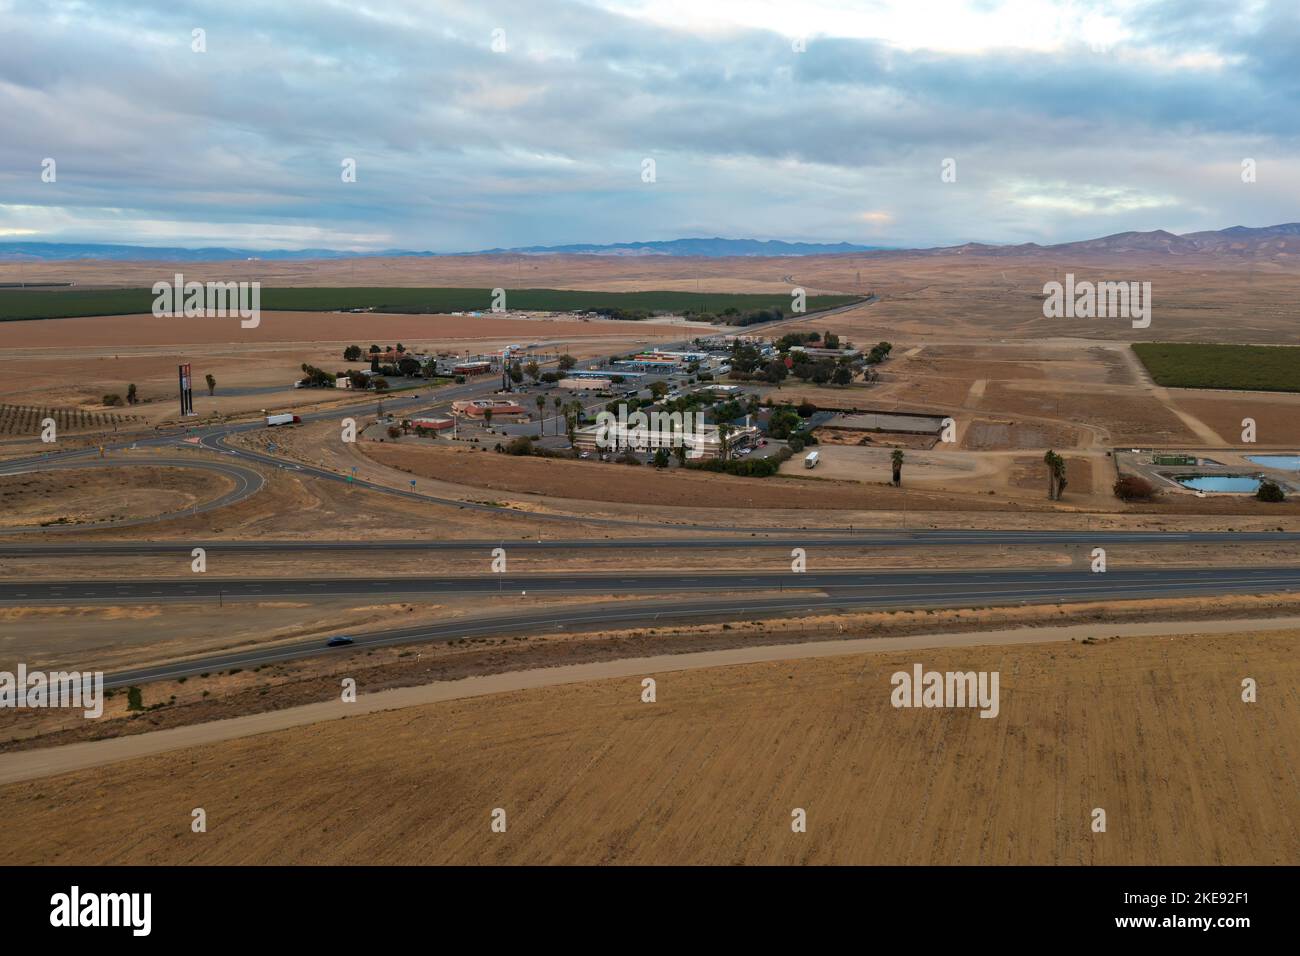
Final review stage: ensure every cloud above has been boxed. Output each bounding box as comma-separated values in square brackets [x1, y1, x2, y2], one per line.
[0, 0, 1294, 250]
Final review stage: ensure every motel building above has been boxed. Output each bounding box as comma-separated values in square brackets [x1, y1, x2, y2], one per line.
[572, 421, 759, 461]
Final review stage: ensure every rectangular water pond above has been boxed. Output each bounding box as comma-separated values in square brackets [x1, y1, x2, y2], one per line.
[1245, 455, 1300, 470]
[1176, 474, 1262, 493]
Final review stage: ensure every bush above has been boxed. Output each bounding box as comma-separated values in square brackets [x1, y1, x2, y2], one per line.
[1113, 475, 1157, 501]
[126, 686, 143, 711]
[102, 393, 124, 407]
[505, 436, 534, 456]
[1256, 480, 1286, 502]
[689, 457, 781, 477]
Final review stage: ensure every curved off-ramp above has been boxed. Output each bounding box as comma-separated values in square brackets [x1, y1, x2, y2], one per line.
[0, 455, 265, 532]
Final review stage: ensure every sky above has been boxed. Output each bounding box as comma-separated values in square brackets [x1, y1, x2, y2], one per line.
[0, 0, 1297, 252]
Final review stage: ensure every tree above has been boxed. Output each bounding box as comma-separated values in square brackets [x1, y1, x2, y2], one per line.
[564, 401, 582, 443]
[1257, 480, 1286, 502]
[343, 345, 362, 362]
[1044, 450, 1068, 500]
[398, 356, 421, 377]
[386, 425, 401, 439]
[650, 381, 669, 400]
[483, 408, 493, 428]
[831, 365, 852, 386]
[126, 686, 143, 711]
[535, 395, 546, 434]
[205, 373, 216, 395]
[718, 423, 733, 461]
[524, 360, 540, 382]
[558, 354, 577, 371]
[1114, 475, 1156, 501]
[371, 377, 389, 393]
[126, 383, 137, 405]
[552, 396, 562, 426]
[508, 363, 523, 384]
[673, 442, 687, 466]
[368, 345, 381, 354]
[824, 332, 840, 349]
[762, 359, 789, 384]
[103, 393, 124, 407]
[891, 449, 904, 487]
[653, 448, 670, 468]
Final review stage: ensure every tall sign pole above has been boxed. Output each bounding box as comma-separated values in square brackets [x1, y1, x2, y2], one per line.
[178, 363, 194, 417]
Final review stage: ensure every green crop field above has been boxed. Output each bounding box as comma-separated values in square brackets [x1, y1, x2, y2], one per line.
[1133, 342, 1300, 393]
[0, 287, 860, 322]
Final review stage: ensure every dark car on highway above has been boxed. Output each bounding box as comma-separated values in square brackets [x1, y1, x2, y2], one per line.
[326, 636, 355, 647]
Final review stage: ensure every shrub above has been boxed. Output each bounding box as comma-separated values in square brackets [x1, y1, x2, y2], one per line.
[505, 436, 534, 456]
[102, 393, 124, 407]
[1256, 480, 1286, 502]
[1113, 475, 1157, 501]
[126, 686, 143, 711]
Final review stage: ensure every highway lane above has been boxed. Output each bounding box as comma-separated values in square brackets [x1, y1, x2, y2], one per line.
[1, 529, 1299, 556]
[95, 564, 1300, 687]
[7, 566, 1300, 605]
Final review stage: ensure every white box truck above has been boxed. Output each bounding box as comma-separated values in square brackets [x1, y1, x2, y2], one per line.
[804, 450, 819, 469]
[266, 413, 301, 427]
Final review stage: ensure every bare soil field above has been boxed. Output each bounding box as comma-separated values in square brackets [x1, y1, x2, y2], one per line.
[962, 418, 1082, 451]
[976, 382, 1199, 446]
[2, 623, 1295, 864]
[1169, 392, 1300, 447]
[775, 253, 1300, 345]
[361, 440, 1034, 513]
[0, 466, 231, 528]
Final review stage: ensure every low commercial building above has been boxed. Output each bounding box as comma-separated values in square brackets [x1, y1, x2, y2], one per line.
[451, 399, 526, 418]
[558, 377, 608, 390]
[410, 417, 454, 432]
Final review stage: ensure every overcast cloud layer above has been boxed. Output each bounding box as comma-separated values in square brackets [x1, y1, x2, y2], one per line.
[1, 0, 1297, 251]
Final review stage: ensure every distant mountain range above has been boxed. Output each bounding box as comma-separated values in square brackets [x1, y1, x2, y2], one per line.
[469, 237, 890, 257]
[932, 223, 1300, 258]
[2, 224, 1298, 262]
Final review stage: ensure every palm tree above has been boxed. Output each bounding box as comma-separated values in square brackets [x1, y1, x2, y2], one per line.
[205, 373, 216, 395]
[718, 423, 733, 461]
[1044, 450, 1068, 500]
[535, 395, 546, 435]
[891, 449, 904, 487]
[565, 401, 583, 443]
